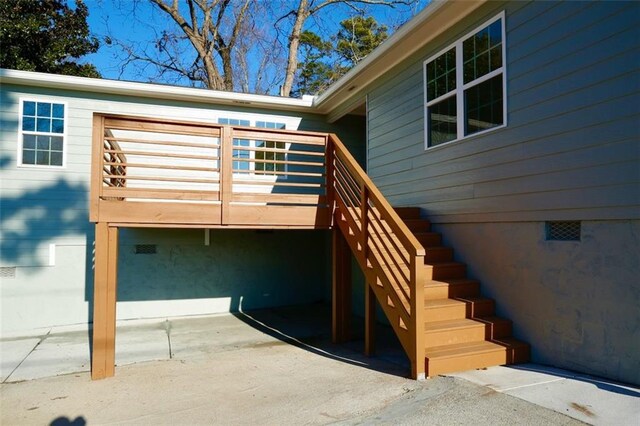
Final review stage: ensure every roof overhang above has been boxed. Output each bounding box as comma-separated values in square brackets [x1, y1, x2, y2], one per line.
[0, 68, 315, 113]
[314, 0, 486, 121]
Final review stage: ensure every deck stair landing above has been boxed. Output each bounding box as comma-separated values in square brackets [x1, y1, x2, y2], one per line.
[395, 207, 530, 376]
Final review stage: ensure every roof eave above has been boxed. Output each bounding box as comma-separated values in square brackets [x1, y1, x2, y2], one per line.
[313, 0, 486, 116]
[0, 68, 316, 112]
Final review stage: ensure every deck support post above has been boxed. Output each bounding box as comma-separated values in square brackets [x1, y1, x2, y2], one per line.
[332, 228, 351, 343]
[92, 222, 119, 380]
[364, 283, 376, 356]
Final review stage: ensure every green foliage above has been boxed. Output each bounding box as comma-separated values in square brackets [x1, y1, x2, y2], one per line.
[293, 15, 388, 96]
[0, 0, 100, 77]
[336, 16, 388, 66]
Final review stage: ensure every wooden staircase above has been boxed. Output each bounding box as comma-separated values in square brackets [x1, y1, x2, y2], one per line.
[395, 207, 530, 376]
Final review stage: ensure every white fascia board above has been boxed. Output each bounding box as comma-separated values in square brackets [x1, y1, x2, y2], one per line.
[0, 69, 315, 112]
[313, 0, 487, 117]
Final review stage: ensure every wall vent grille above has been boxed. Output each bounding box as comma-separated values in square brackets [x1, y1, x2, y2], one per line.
[135, 244, 157, 254]
[0, 267, 17, 279]
[546, 221, 581, 241]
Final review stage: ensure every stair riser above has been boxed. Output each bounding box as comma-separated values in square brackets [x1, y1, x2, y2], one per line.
[427, 264, 467, 280]
[425, 325, 486, 347]
[426, 349, 508, 377]
[462, 299, 495, 318]
[425, 305, 467, 322]
[425, 300, 495, 322]
[424, 248, 454, 263]
[404, 220, 431, 232]
[424, 282, 480, 299]
[416, 234, 442, 247]
[394, 207, 421, 219]
[481, 321, 512, 339]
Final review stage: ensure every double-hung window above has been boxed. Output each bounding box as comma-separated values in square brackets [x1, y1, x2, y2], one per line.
[424, 12, 506, 148]
[19, 99, 66, 166]
[218, 118, 287, 176]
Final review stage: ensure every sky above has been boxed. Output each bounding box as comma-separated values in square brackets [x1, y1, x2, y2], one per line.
[73, 0, 430, 93]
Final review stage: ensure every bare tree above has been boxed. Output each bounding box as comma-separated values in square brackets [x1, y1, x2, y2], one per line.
[111, 0, 417, 95]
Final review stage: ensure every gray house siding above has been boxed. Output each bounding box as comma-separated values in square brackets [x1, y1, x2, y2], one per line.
[0, 83, 364, 334]
[365, 0, 640, 384]
[367, 0, 639, 222]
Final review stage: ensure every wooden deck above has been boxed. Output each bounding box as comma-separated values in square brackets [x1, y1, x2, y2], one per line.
[90, 114, 427, 380]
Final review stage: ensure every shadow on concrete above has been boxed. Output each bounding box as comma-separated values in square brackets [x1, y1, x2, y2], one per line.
[232, 302, 410, 379]
[507, 364, 640, 397]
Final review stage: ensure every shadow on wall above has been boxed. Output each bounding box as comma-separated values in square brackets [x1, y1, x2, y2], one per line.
[0, 175, 92, 272]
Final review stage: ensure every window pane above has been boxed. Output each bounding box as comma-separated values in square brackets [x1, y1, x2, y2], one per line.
[23, 134, 36, 149]
[465, 74, 503, 136]
[37, 118, 51, 132]
[22, 116, 35, 131]
[426, 47, 456, 100]
[429, 96, 457, 147]
[52, 119, 64, 133]
[36, 151, 50, 165]
[50, 151, 63, 166]
[23, 101, 36, 116]
[37, 102, 51, 117]
[23, 149, 36, 164]
[50, 136, 63, 151]
[37, 135, 50, 150]
[52, 103, 64, 118]
[463, 19, 502, 83]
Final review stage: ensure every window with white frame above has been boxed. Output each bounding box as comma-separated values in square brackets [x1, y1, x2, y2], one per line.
[19, 100, 66, 166]
[218, 118, 287, 175]
[424, 13, 506, 148]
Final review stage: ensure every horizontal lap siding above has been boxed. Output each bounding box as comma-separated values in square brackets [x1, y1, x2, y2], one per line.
[366, 0, 640, 223]
[1, 86, 354, 267]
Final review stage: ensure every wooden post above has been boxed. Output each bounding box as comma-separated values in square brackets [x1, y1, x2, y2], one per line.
[332, 228, 352, 343]
[364, 283, 376, 356]
[220, 125, 233, 225]
[92, 223, 119, 380]
[410, 254, 426, 380]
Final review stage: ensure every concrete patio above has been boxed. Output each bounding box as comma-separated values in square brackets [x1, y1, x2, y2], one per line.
[1, 303, 638, 425]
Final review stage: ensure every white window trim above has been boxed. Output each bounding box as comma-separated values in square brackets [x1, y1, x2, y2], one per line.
[423, 11, 507, 150]
[17, 97, 68, 169]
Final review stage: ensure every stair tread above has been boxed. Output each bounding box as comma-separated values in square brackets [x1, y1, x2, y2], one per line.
[425, 296, 492, 307]
[425, 340, 506, 358]
[425, 278, 479, 287]
[425, 298, 467, 308]
[425, 318, 486, 331]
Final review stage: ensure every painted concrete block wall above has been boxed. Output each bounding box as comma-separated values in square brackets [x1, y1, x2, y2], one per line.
[1, 83, 364, 334]
[436, 220, 640, 385]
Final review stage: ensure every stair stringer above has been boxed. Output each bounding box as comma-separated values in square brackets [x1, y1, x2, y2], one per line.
[334, 209, 416, 364]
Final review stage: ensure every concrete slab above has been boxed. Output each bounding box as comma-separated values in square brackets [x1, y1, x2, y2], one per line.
[168, 313, 277, 359]
[449, 364, 640, 426]
[0, 343, 582, 426]
[115, 321, 170, 366]
[0, 337, 41, 382]
[6, 330, 90, 383]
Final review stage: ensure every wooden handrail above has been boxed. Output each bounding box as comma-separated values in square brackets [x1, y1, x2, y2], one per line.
[328, 133, 426, 379]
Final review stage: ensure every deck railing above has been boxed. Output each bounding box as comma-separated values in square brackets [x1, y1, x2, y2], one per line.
[328, 134, 426, 379]
[90, 114, 330, 227]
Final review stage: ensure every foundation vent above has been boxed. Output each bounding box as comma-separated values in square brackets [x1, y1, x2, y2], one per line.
[0, 267, 16, 279]
[135, 244, 157, 254]
[546, 221, 581, 241]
